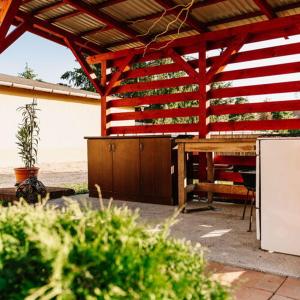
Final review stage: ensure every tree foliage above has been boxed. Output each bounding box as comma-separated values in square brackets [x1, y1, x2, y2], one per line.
[18, 63, 42, 81]
[60, 65, 100, 92]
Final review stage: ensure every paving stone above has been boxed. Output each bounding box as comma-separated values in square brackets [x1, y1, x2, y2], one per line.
[277, 277, 300, 300]
[233, 286, 273, 300]
[271, 295, 295, 300]
[237, 270, 286, 292]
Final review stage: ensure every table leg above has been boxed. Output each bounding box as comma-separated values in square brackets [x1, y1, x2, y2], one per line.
[178, 143, 186, 210]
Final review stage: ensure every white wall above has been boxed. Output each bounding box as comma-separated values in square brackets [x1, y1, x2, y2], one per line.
[0, 94, 100, 168]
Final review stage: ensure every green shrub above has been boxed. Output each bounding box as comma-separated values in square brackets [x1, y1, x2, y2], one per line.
[0, 199, 230, 300]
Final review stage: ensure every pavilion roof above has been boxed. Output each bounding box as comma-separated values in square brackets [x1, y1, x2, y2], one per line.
[15, 0, 300, 54]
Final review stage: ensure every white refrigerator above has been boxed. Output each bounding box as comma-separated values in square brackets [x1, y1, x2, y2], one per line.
[257, 137, 300, 256]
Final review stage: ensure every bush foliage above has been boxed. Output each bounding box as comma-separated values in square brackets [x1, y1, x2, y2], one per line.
[0, 199, 229, 300]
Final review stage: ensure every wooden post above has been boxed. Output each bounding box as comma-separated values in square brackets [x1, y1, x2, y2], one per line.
[178, 143, 186, 209]
[101, 61, 107, 136]
[206, 152, 214, 205]
[198, 40, 208, 195]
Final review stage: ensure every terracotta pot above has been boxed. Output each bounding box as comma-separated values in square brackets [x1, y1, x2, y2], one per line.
[14, 167, 39, 185]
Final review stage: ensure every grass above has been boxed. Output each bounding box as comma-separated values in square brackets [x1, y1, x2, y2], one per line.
[63, 183, 88, 195]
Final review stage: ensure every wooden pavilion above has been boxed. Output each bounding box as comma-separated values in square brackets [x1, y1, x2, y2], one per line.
[1, 0, 300, 135]
[1, 0, 300, 207]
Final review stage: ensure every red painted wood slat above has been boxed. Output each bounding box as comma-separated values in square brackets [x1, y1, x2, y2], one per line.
[215, 61, 300, 82]
[110, 123, 199, 134]
[214, 155, 256, 166]
[214, 170, 244, 183]
[208, 81, 300, 99]
[113, 41, 300, 84]
[208, 100, 300, 116]
[209, 119, 300, 132]
[107, 92, 199, 108]
[112, 77, 198, 94]
[108, 107, 199, 121]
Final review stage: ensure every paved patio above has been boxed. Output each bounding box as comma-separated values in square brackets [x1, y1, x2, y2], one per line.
[206, 261, 300, 300]
[50, 195, 300, 279]
[38, 195, 300, 299]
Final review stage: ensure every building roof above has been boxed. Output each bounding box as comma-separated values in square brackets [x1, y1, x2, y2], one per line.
[0, 73, 100, 99]
[15, 0, 300, 54]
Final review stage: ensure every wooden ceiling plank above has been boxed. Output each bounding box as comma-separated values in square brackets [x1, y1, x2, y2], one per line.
[105, 1, 300, 51]
[154, 0, 208, 33]
[128, 0, 226, 23]
[16, 10, 105, 54]
[63, 0, 148, 44]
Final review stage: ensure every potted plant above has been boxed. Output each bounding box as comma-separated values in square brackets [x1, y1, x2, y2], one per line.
[14, 99, 40, 185]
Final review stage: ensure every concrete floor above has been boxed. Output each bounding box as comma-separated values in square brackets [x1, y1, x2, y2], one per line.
[49, 195, 300, 279]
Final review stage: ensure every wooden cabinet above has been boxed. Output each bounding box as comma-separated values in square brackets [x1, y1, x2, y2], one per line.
[87, 139, 113, 198]
[112, 139, 140, 201]
[139, 138, 173, 204]
[86, 136, 177, 205]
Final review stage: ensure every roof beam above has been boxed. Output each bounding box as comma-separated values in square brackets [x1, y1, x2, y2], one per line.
[154, 0, 209, 33]
[206, 34, 247, 83]
[253, 0, 276, 19]
[81, 25, 113, 37]
[62, 0, 148, 44]
[31, 1, 65, 16]
[0, 0, 22, 41]
[21, 0, 33, 4]
[15, 11, 105, 54]
[65, 37, 103, 95]
[49, 11, 81, 23]
[95, 0, 129, 9]
[0, 21, 28, 54]
[88, 12, 300, 63]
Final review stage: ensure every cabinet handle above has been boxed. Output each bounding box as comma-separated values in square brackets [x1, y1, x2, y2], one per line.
[108, 143, 112, 152]
[112, 144, 116, 152]
[139, 143, 144, 151]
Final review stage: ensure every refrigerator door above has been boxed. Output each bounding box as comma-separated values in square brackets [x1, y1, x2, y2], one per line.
[260, 138, 300, 256]
[256, 139, 260, 240]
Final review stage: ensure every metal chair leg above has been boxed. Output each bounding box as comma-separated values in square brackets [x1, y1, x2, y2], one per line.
[248, 190, 255, 232]
[242, 189, 249, 220]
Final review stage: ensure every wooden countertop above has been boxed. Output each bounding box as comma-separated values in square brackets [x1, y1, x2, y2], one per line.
[85, 135, 172, 139]
[176, 138, 256, 153]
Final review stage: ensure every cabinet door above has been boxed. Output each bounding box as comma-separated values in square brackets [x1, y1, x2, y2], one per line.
[140, 138, 172, 204]
[88, 139, 113, 198]
[112, 139, 140, 201]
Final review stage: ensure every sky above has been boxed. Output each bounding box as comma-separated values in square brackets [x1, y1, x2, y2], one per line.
[0, 31, 79, 83]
